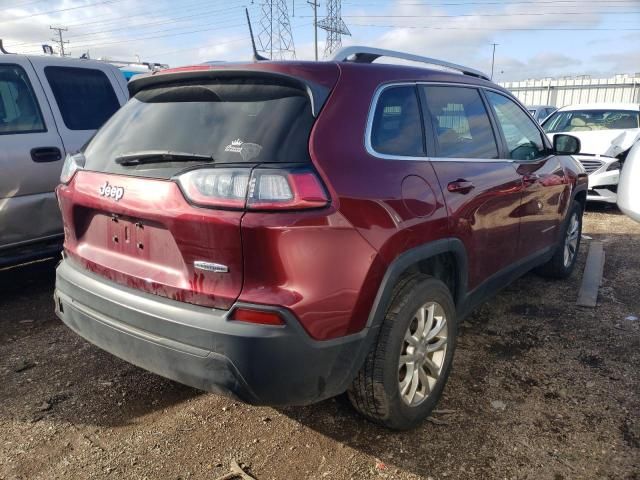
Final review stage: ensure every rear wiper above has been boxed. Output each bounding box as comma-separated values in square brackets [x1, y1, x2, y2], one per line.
[115, 150, 214, 166]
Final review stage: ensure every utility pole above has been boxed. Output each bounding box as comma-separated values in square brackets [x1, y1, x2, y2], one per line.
[50, 26, 69, 57]
[256, 1, 296, 60]
[317, 0, 350, 58]
[307, 0, 319, 61]
[490, 43, 498, 80]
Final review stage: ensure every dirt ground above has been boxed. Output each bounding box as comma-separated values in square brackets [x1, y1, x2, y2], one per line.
[1, 205, 638, 480]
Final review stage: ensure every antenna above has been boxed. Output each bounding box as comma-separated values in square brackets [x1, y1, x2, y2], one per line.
[256, 1, 296, 60]
[246, 7, 268, 61]
[317, 0, 350, 58]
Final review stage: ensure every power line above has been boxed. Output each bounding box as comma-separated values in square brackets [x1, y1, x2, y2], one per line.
[343, 0, 638, 5]
[348, 22, 640, 30]
[256, 0, 296, 60]
[0, 0, 129, 24]
[323, 11, 640, 17]
[50, 25, 69, 57]
[318, 0, 351, 58]
[7, 1, 247, 48]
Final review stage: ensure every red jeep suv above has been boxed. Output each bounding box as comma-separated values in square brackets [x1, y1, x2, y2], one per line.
[54, 47, 587, 430]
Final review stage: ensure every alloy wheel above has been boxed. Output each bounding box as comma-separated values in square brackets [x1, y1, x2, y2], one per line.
[398, 301, 449, 407]
[564, 212, 580, 267]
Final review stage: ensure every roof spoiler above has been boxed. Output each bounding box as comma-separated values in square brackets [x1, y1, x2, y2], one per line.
[127, 69, 329, 117]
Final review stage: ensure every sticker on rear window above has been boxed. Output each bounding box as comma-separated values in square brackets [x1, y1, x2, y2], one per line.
[224, 139, 262, 161]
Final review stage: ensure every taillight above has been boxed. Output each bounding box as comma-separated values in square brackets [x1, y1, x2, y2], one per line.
[176, 167, 329, 211]
[60, 152, 85, 184]
[178, 168, 249, 208]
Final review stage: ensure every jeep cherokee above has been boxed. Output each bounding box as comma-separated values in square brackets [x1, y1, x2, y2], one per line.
[54, 46, 587, 430]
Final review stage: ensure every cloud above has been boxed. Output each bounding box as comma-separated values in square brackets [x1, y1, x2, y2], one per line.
[342, 0, 634, 81]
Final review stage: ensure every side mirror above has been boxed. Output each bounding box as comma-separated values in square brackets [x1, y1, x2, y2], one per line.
[553, 134, 581, 155]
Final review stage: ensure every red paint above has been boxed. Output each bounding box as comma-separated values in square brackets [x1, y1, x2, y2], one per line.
[57, 61, 587, 341]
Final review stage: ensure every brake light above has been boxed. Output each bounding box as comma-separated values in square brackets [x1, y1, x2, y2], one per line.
[230, 307, 285, 326]
[178, 168, 249, 208]
[176, 167, 329, 210]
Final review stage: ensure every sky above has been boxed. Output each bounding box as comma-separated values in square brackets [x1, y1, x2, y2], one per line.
[1, 0, 639, 82]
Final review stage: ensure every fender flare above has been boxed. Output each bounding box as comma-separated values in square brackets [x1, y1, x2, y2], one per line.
[364, 238, 469, 332]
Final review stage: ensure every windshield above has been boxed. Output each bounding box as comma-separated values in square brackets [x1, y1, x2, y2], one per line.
[83, 80, 316, 178]
[543, 109, 640, 133]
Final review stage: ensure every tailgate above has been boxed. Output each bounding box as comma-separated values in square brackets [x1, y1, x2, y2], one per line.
[57, 171, 243, 309]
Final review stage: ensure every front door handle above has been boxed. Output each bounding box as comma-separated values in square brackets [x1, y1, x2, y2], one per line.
[447, 179, 475, 194]
[31, 146, 62, 163]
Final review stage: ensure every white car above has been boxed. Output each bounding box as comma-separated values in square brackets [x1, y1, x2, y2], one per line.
[542, 103, 640, 203]
[618, 141, 640, 222]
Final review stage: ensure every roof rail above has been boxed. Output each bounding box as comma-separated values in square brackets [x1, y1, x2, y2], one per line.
[332, 46, 490, 81]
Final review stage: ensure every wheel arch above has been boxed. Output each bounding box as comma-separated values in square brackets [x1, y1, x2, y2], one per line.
[365, 238, 468, 332]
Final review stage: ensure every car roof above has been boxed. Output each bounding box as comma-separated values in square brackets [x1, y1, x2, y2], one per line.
[2, 53, 122, 72]
[136, 60, 505, 91]
[557, 103, 640, 112]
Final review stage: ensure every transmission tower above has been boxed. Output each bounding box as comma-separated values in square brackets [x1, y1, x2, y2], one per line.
[256, 1, 296, 60]
[317, 0, 350, 58]
[50, 26, 69, 57]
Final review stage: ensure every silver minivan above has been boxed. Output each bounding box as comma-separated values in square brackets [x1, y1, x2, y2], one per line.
[0, 53, 128, 266]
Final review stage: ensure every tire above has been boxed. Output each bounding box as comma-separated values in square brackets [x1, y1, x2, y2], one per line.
[536, 200, 583, 279]
[348, 276, 457, 430]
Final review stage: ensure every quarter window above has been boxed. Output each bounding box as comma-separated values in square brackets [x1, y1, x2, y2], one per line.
[422, 86, 498, 159]
[370, 85, 425, 157]
[44, 66, 119, 130]
[486, 91, 546, 161]
[0, 64, 45, 134]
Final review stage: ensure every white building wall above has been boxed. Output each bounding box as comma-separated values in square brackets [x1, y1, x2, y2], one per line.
[499, 74, 640, 107]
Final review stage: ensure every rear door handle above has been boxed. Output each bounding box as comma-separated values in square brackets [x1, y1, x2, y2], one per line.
[447, 179, 475, 194]
[31, 146, 62, 163]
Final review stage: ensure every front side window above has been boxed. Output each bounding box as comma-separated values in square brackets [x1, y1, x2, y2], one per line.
[422, 85, 498, 159]
[542, 109, 640, 133]
[486, 91, 546, 161]
[0, 64, 45, 134]
[370, 85, 425, 157]
[44, 66, 119, 130]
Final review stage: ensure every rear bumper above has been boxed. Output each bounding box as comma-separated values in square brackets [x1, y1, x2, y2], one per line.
[54, 258, 368, 405]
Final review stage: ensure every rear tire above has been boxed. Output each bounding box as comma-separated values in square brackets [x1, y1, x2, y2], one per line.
[536, 200, 583, 279]
[348, 276, 457, 430]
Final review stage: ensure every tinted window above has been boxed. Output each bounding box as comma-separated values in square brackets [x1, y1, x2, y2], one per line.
[0, 64, 45, 135]
[371, 85, 425, 157]
[83, 81, 317, 179]
[543, 109, 640, 133]
[486, 91, 546, 161]
[422, 86, 498, 159]
[45, 66, 119, 130]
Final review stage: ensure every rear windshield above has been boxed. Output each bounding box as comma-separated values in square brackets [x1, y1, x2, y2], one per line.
[83, 80, 315, 178]
[542, 109, 640, 133]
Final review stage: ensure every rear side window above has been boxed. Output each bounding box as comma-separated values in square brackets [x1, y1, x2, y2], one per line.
[0, 64, 45, 135]
[83, 80, 318, 178]
[370, 85, 425, 157]
[44, 66, 119, 130]
[486, 91, 546, 161]
[422, 86, 498, 159]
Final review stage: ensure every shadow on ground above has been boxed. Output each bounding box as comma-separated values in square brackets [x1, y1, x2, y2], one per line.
[0, 259, 200, 429]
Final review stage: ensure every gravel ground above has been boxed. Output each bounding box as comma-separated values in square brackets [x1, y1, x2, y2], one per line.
[1, 205, 638, 480]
